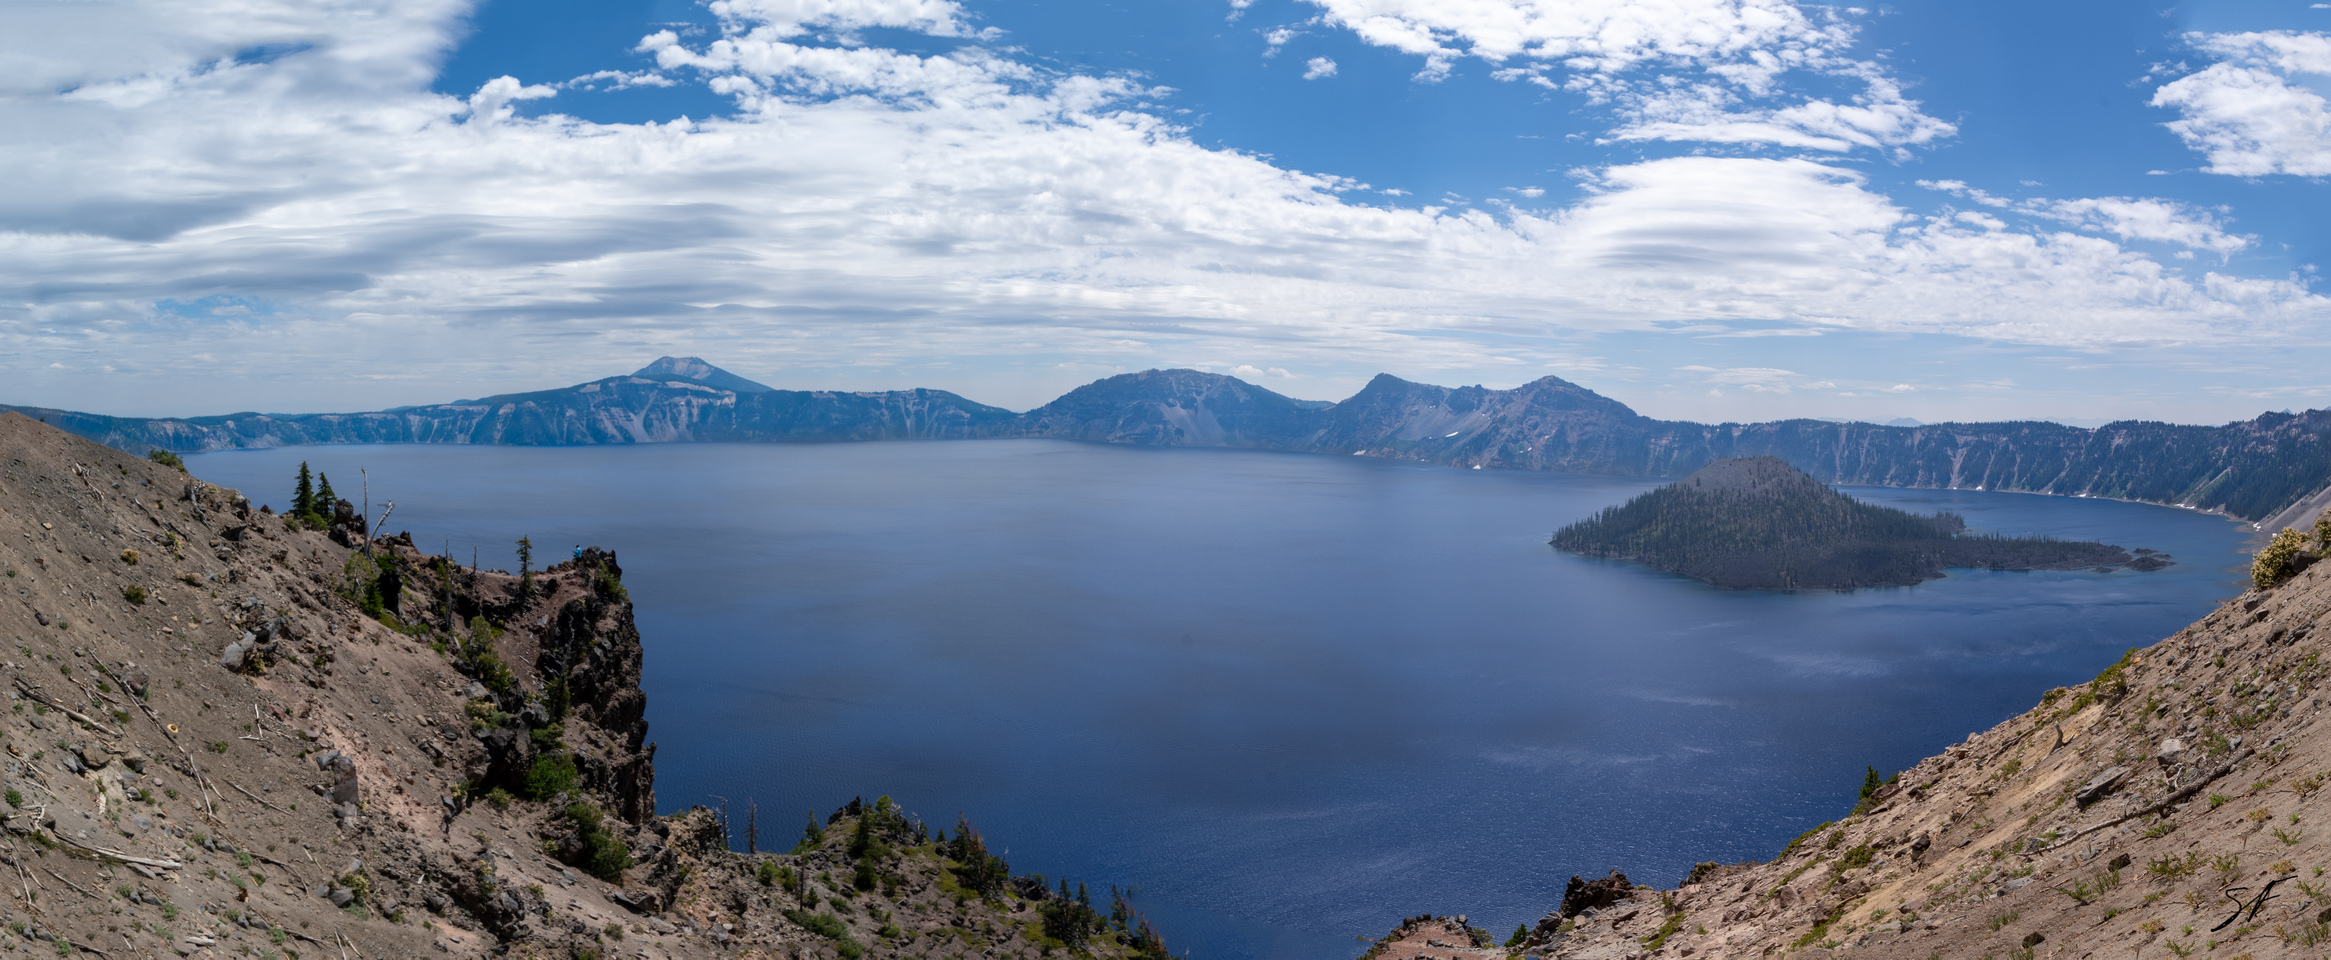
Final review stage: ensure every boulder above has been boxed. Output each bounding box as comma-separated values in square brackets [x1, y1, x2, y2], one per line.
[2075, 766, 2129, 806]
[219, 639, 250, 672]
[330, 756, 359, 805]
[1558, 870, 1632, 919]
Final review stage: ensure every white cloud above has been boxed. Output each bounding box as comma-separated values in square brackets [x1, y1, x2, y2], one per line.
[1303, 56, 1338, 79]
[467, 75, 558, 126]
[2153, 31, 2331, 176]
[1301, 0, 1952, 155]
[2026, 197, 2251, 257]
[1918, 180, 2252, 256]
[706, 0, 978, 39]
[0, 0, 2325, 416]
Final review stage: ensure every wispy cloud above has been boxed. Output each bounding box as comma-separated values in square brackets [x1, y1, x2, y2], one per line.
[1299, 0, 1953, 156]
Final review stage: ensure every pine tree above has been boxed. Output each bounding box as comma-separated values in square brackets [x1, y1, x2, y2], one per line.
[292, 463, 315, 518]
[315, 473, 336, 516]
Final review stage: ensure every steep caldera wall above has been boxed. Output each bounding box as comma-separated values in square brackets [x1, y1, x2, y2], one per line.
[1452, 537, 2331, 959]
[14, 358, 2331, 522]
[0, 411, 1170, 960]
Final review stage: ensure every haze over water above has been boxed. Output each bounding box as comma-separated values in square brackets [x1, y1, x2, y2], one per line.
[189, 440, 2255, 960]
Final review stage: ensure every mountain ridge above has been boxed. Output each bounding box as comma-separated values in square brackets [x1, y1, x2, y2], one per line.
[12, 358, 2331, 523]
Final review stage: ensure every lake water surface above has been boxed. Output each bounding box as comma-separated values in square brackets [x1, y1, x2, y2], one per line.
[187, 441, 2255, 960]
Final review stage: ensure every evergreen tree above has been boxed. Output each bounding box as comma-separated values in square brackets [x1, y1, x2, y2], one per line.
[292, 463, 315, 518]
[315, 473, 336, 514]
[797, 812, 826, 853]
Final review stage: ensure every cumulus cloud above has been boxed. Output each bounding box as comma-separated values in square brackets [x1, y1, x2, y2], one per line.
[0, 0, 2324, 414]
[1303, 56, 1338, 79]
[1299, 0, 1952, 155]
[2153, 30, 2331, 176]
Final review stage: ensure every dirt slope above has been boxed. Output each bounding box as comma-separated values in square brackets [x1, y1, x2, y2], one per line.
[1462, 540, 2331, 959]
[0, 412, 1169, 960]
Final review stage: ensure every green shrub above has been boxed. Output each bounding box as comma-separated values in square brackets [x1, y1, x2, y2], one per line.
[2255, 528, 2309, 589]
[146, 449, 186, 472]
[2091, 648, 2137, 700]
[523, 754, 579, 800]
[1782, 821, 1834, 855]
[474, 652, 515, 693]
[563, 804, 632, 881]
[785, 908, 864, 958]
[2, 790, 17, 808]
[122, 584, 146, 605]
[339, 870, 370, 904]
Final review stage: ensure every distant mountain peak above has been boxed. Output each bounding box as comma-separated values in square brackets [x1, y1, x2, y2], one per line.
[631, 357, 774, 394]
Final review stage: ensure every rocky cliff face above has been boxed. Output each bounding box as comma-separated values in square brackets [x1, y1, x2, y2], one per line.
[14, 361, 2331, 522]
[0, 411, 1169, 960]
[1438, 538, 2331, 959]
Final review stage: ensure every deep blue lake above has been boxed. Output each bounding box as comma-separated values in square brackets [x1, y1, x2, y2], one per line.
[186, 440, 2254, 960]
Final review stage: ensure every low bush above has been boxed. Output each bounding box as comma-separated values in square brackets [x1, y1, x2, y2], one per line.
[562, 804, 632, 882]
[523, 754, 579, 801]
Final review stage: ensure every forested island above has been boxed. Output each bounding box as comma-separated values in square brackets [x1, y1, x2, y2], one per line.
[1549, 457, 2164, 589]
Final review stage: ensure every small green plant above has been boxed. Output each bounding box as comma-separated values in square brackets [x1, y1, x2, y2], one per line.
[1989, 909, 2022, 932]
[1640, 909, 1686, 949]
[122, 584, 146, 605]
[2256, 528, 2310, 588]
[485, 788, 514, 810]
[146, 449, 186, 472]
[2210, 793, 2230, 808]
[4, 790, 20, 809]
[2275, 827, 2305, 846]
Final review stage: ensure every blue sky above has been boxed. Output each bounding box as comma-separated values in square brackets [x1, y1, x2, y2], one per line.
[2, 0, 2329, 424]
